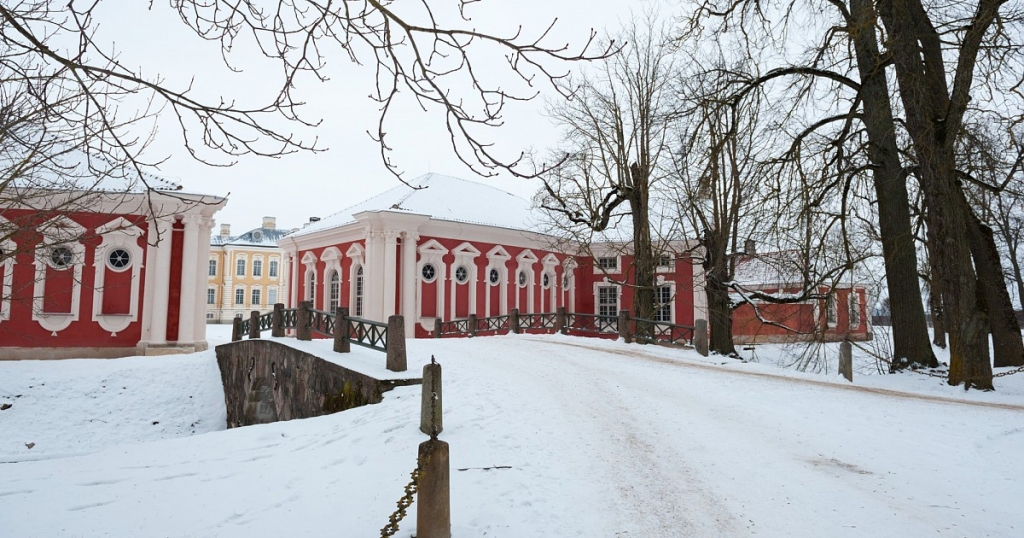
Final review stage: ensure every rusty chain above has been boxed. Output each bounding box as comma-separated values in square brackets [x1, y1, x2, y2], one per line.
[380, 356, 442, 537]
[909, 365, 1024, 379]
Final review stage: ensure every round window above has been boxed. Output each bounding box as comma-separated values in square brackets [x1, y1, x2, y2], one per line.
[518, 270, 527, 287]
[50, 246, 73, 268]
[455, 266, 468, 283]
[421, 263, 437, 282]
[542, 273, 551, 288]
[107, 248, 131, 270]
[252, 230, 263, 241]
[489, 268, 500, 285]
[562, 275, 570, 290]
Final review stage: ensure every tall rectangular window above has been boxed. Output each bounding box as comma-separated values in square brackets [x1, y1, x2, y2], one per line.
[236, 259, 246, 276]
[252, 259, 263, 277]
[208, 259, 217, 276]
[598, 286, 618, 318]
[826, 294, 837, 326]
[655, 285, 672, 322]
[268, 288, 278, 306]
[849, 292, 861, 328]
[207, 288, 216, 305]
[251, 288, 261, 306]
[234, 288, 245, 305]
[269, 260, 279, 278]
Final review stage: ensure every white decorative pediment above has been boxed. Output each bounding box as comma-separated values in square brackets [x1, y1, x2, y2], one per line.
[486, 245, 511, 260]
[301, 251, 318, 266]
[417, 239, 449, 256]
[542, 253, 560, 267]
[452, 242, 481, 257]
[346, 242, 365, 259]
[320, 246, 343, 262]
[91, 219, 145, 333]
[516, 249, 539, 263]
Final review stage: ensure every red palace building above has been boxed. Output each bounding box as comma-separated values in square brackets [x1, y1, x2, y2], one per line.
[280, 173, 871, 344]
[0, 160, 226, 359]
[279, 173, 701, 338]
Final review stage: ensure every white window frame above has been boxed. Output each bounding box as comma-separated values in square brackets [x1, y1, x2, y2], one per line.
[235, 287, 245, 305]
[596, 283, 620, 319]
[251, 287, 262, 307]
[235, 257, 247, 277]
[207, 288, 216, 305]
[252, 258, 263, 277]
[268, 258, 279, 278]
[594, 256, 619, 273]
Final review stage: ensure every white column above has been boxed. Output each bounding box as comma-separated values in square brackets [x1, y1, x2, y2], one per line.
[288, 252, 297, 308]
[382, 231, 400, 318]
[139, 218, 159, 344]
[401, 232, 418, 319]
[177, 215, 201, 344]
[192, 217, 215, 343]
[365, 230, 386, 321]
[149, 216, 174, 344]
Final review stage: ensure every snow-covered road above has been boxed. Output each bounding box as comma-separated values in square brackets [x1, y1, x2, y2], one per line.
[2, 334, 1022, 537]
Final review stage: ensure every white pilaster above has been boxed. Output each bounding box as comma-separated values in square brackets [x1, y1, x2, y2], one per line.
[149, 216, 174, 344]
[192, 216, 215, 343]
[382, 231, 400, 318]
[401, 232, 419, 318]
[177, 215, 201, 344]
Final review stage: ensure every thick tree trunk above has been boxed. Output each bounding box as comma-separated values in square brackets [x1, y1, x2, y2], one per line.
[925, 222, 947, 348]
[703, 228, 737, 356]
[965, 203, 1024, 367]
[629, 163, 656, 321]
[879, 0, 994, 389]
[849, 0, 937, 370]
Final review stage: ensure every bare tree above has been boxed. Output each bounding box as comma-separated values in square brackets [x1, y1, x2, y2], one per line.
[537, 16, 677, 320]
[681, 0, 939, 374]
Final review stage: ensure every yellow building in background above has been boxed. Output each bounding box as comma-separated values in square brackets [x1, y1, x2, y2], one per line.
[207, 217, 292, 323]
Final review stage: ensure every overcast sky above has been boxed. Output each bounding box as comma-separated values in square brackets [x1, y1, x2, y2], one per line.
[97, 1, 654, 233]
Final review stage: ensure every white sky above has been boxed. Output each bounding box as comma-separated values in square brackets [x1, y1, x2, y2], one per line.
[96, 1, 652, 233]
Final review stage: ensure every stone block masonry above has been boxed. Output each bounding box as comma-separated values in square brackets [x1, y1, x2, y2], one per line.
[215, 339, 421, 428]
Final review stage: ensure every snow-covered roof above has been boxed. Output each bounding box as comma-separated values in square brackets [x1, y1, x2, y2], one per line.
[5, 150, 184, 194]
[213, 226, 291, 248]
[290, 173, 538, 237]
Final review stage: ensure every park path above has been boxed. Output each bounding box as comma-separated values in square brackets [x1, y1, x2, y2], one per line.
[437, 335, 1024, 537]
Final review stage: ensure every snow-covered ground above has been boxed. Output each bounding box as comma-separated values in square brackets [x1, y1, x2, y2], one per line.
[2, 325, 1022, 537]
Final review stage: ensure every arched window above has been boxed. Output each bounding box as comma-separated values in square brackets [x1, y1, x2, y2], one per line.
[306, 270, 316, 302]
[354, 266, 364, 317]
[329, 270, 340, 314]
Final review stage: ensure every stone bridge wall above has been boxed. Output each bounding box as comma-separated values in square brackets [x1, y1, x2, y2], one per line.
[215, 339, 421, 428]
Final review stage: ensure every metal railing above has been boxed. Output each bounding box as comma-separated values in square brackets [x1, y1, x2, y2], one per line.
[566, 313, 618, 335]
[229, 303, 403, 371]
[345, 316, 389, 353]
[477, 315, 510, 333]
[518, 312, 557, 332]
[309, 308, 336, 337]
[632, 317, 695, 346]
[437, 318, 471, 337]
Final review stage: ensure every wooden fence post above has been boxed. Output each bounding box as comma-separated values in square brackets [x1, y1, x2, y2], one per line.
[468, 313, 477, 337]
[510, 308, 520, 334]
[271, 303, 284, 337]
[296, 301, 312, 341]
[248, 310, 261, 339]
[618, 310, 632, 343]
[694, 319, 709, 356]
[334, 307, 350, 353]
[386, 315, 407, 372]
[231, 315, 242, 342]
